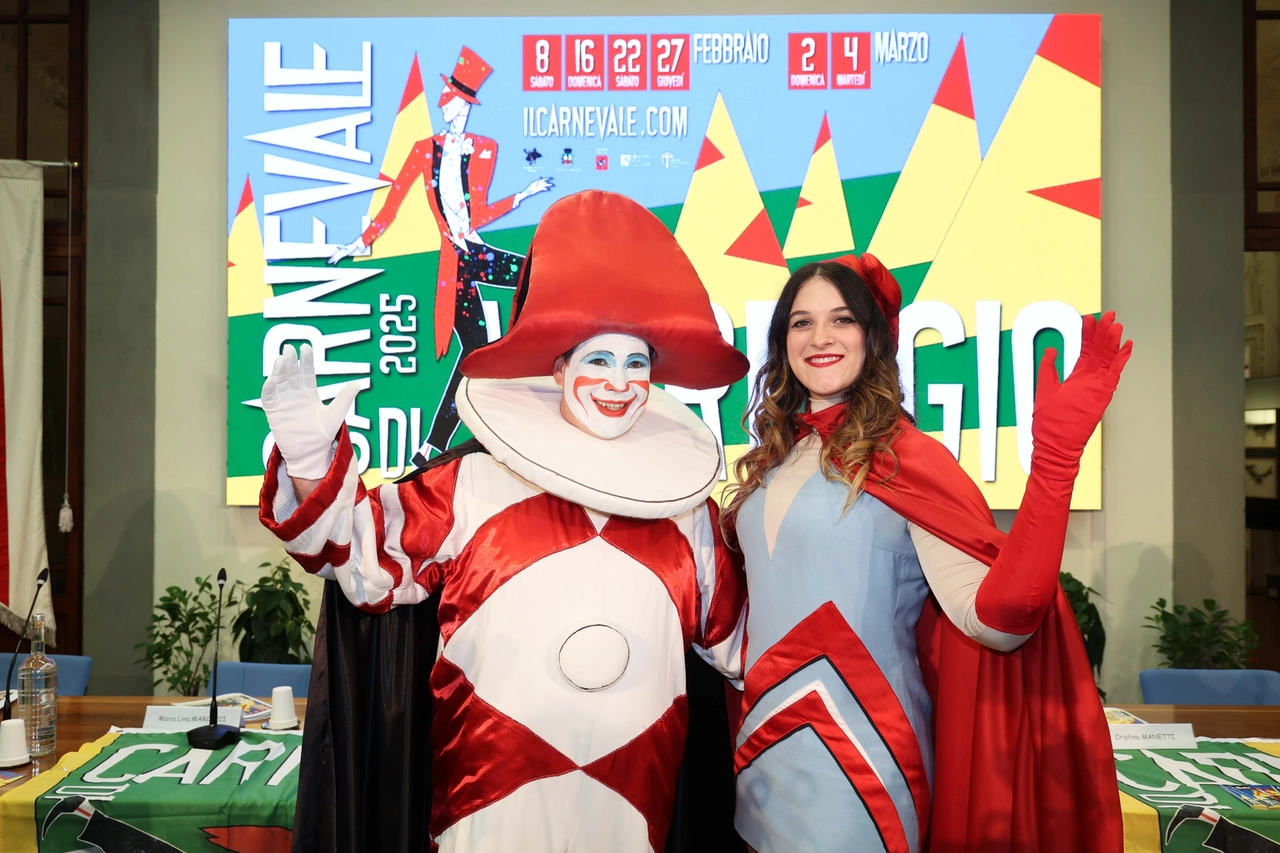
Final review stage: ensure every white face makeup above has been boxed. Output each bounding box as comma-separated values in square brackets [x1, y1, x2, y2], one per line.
[554, 333, 652, 440]
[440, 91, 470, 126]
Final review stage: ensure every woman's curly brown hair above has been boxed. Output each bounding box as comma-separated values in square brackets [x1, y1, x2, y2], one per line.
[721, 260, 907, 527]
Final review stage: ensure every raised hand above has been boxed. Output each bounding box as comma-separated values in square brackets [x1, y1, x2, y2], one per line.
[514, 177, 554, 207]
[974, 313, 1132, 635]
[1030, 311, 1133, 473]
[261, 344, 360, 479]
[327, 237, 365, 265]
[526, 177, 554, 196]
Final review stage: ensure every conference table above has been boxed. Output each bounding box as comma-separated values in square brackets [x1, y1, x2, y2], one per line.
[13, 699, 1267, 779]
[2, 700, 1280, 852]
[11, 699, 1271, 774]
[5, 695, 309, 784]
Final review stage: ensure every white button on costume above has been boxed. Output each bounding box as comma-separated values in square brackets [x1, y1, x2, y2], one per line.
[559, 624, 630, 691]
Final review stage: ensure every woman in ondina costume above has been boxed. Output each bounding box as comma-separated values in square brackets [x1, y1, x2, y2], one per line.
[722, 255, 1127, 853]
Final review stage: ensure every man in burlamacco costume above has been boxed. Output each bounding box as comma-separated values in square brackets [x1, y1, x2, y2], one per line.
[259, 190, 748, 852]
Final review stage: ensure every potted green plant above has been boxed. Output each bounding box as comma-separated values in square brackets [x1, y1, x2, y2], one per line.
[230, 557, 315, 664]
[1060, 571, 1106, 698]
[136, 575, 243, 696]
[1143, 598, 1259, 669]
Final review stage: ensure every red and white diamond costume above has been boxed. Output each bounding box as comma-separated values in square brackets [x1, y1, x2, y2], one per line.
[260, 190, 750, 853]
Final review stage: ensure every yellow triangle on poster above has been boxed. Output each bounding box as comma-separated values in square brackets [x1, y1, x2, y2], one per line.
[675, 92, 789, 327]
[358, 54, 441, 262]
[868, 38, 981, 271]
[916, 27, 1101, 333]
[227, 177, 271, 318]
[783, 114, 855, 260]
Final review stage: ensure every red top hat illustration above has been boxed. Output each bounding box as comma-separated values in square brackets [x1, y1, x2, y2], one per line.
[440, 46, 492, 106]
[462, 190, 750, 390]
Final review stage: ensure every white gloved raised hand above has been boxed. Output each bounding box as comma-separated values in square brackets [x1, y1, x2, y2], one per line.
[262, 344, 360, 480]
[327, 237, 365, 265]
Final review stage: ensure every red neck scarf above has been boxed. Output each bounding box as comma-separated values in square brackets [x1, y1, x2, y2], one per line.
[794, 403, 848, 442]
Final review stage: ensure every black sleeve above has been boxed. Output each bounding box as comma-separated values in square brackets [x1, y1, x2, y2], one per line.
[292, 584, 440, 853]
[665, 650, 746, 853]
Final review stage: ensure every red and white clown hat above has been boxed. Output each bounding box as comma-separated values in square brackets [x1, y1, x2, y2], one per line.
[456, 190, 751, 519]
[461, 190, 749, 389]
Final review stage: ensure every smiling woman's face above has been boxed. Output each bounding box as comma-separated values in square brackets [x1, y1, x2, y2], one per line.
[553, 333, 652, 439]
[786, 277, 867, 399]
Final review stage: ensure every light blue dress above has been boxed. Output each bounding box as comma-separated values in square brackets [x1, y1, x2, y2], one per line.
[734, 458, 933, 853]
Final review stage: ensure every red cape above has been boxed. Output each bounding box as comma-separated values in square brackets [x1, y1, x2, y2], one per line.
[862, 419, 1122, 853]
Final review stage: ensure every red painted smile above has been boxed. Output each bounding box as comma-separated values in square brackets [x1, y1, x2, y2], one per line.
[590, 395, 635, 418]
[804, 354, 845, 368]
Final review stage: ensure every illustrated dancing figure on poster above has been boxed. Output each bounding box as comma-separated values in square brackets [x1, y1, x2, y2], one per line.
[329, 46, 553, 462]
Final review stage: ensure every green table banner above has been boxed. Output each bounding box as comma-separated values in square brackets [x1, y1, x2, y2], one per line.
[1117, 739, 1280, 852]
[0, 730, 299, 853]
[18, 731, 1280, 851]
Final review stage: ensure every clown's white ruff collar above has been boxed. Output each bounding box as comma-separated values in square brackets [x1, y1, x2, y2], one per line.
[457, 376, 721, 519]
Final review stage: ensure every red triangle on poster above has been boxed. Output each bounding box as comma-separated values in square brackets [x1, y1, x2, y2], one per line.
[796, 196, 813, 209]
[725, 208, 786, 267]
[933, 37, 975, 120]
[236, 177, 254, 215]
[695, 137, 725, 171]
[813, 114, 832, 153]
[400, 54, 425, 112]
[1028, 177, 1101, 219]
[1037, 14, 1101, 87]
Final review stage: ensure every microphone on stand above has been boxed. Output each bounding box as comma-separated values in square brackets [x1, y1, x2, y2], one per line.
[2, 568, 49, 720]
[187, 569, 241, 750]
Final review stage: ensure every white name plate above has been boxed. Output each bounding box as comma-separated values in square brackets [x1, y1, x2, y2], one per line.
[1110, 723, 1197, 751]
[143, 705, 242, 732]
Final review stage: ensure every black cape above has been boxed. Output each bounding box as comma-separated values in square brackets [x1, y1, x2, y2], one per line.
[291, 440, 743, 853]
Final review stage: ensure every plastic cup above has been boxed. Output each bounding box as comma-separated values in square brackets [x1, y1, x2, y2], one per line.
[0, 718, 30, 767]
[268, 686, 298, 730]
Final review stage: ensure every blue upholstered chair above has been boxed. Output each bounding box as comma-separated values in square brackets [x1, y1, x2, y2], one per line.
[3, 654, 93, 696]
[210, 661, 311, 698]
[1139, 668, 1280, 705]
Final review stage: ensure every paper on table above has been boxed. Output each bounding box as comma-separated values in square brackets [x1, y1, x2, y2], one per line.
[1104, 707, 1146, 724]
[173, 692, 271, 721]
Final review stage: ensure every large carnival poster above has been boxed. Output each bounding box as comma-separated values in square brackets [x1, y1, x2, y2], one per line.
[226, 14, 1101, 509]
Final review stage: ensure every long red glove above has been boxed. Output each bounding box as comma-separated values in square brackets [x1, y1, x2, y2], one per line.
[973, 311, 1132, 635]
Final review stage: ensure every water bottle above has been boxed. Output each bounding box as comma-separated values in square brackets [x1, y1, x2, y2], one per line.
[16, 613, 57, 756]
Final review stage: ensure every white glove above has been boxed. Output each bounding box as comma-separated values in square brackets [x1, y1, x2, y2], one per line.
[261, 344, 360, 479]
[327, 237, 365, 265]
